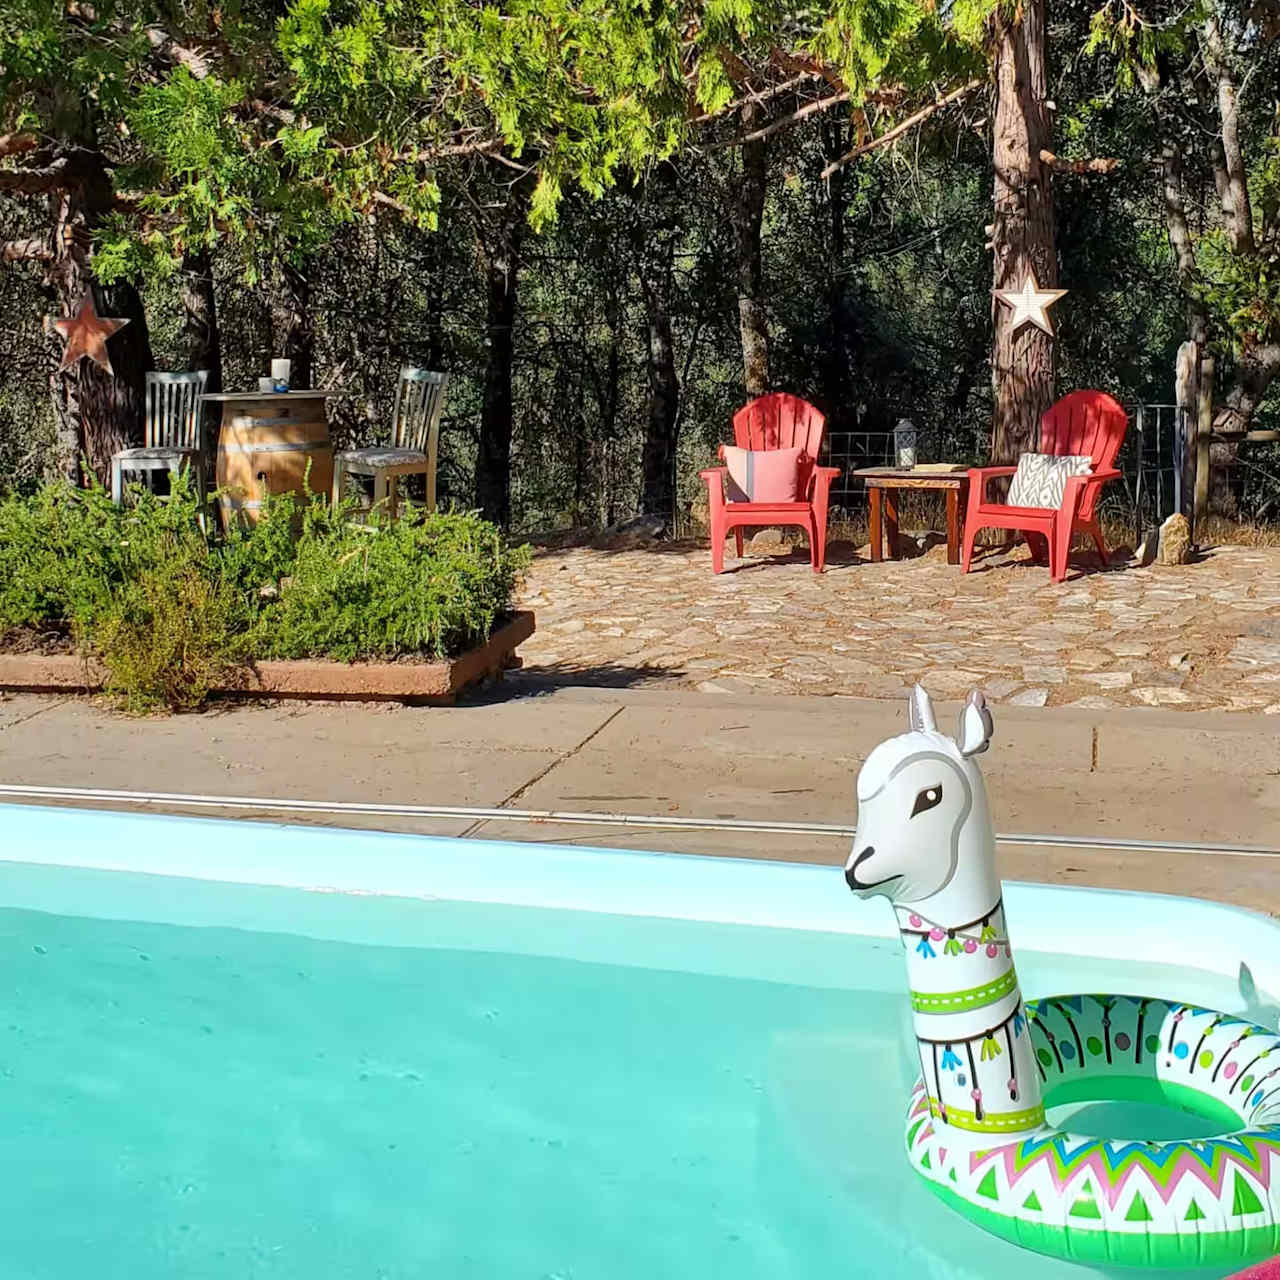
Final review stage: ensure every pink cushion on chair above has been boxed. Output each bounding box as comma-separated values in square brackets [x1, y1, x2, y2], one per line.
[722, 445, 803, 503]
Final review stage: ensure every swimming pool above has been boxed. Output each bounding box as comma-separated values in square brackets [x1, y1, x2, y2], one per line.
[4, 802, 1279, 1279]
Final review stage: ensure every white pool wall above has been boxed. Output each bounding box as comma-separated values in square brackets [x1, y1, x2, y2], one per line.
[3, 803, 1280, 998]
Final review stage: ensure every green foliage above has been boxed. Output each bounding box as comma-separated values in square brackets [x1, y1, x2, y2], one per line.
[0, 476, 528, 710]
[131, 71, 249, 178]
[7, 0, 1279, 537]
[254, 505, 531, 661]
[1199, 229, 1280, 342]
[945, 0, 1013, 45]
[0, 476, 206, 632]
[1079, 0, 1280, 360]
[93, 553, 248, 714]
[1083, 1, 1195, 72]
[2, 0, 1000, 270]
[816, 0, 985, 92]
[218, 495, 313, 602]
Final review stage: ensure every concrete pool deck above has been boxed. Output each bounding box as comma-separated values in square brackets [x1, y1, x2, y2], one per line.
[0, 682, 1277, 913]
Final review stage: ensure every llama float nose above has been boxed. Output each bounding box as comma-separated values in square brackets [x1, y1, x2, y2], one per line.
[845, 851, 873, 892]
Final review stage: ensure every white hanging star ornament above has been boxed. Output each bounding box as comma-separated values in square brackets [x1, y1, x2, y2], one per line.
[993, 271, 1068, 336]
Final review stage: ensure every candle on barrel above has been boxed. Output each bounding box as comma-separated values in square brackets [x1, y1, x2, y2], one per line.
[271, 359, 291, 392]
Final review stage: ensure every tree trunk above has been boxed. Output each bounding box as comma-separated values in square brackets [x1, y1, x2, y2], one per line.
[820, 119, 851, 422]
[1160, 137, 1210, 349]
[598, 334, 619, 527]
[588, 286, 624, 529]
[1201, 17, 1255, 257]
[1155, 46, 1277, 440]
[46, 173, 151, 485]
[588, 291, 623, 528]
[475, 176, 533, 528]
[179, 248, 222, 391]
[275, 257, 314, 389]
[1215, 344, 1280, 437]
[637, 237, 679, 519]
[1175, 340, 1199, 521]
[177, 247, 222, 475]
[422, 238, 446, 372]
[476, 254, 518, 527]
[733, 102, 769, 398]
[990, 0, 1057, 463]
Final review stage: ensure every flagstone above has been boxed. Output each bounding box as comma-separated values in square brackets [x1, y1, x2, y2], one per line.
[1009, 688, 1050, 707]
[1067, 649, 1117, 668]
[1105, 642, 1150, 658]
[1131, 687, 1196, 705]
[1081, 672, 1134, 688]
[515, 539, 1280, 709]
[1021, 666, 1067, 684]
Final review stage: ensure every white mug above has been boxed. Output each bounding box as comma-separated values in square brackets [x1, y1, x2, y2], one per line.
[270, 358, 291, 392]
[257, 376, 275, 393]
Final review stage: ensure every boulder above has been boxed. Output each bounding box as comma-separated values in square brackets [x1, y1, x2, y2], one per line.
[745, 529, 787, 553]
[595, 514, 668, 549]
[891, 529, 946, 559]
[1133, 527, 1159, 567]
[1156, 512, 1192, 566]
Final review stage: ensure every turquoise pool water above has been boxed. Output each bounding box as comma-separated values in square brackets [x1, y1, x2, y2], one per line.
[0, 858, 1265, 1280]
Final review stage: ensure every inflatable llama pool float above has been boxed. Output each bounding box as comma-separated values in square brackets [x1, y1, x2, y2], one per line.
[846, 686, 1280, 1270]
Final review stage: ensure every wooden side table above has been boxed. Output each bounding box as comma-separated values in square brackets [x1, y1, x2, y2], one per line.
[853, 468, 971, 565]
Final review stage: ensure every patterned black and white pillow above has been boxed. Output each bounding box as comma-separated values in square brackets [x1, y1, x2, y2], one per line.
[1006, 452, 1093, 509]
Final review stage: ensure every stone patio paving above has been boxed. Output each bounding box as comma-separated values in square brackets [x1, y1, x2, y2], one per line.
[517, 538, 1280, 711]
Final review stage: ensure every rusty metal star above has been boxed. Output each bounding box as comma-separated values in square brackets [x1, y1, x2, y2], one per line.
[52, 292, 130, 376]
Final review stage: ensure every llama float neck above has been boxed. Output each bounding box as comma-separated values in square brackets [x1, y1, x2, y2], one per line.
[846, 686, 1044, 1141]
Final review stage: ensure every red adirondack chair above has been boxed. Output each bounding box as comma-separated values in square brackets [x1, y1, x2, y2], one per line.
[699, 393, 840, 573]
[961, 390, 1128, 583]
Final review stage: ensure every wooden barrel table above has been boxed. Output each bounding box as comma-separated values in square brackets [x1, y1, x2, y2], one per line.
[202, 391, 335, 528]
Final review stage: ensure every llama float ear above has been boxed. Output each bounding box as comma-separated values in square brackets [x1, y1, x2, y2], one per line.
[957, 690, 994, 757]
[908, 684, 937, 733]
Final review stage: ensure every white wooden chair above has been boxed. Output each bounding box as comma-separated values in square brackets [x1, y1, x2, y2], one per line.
[332, 368, 449, 519]
[110, 370, 209, 506]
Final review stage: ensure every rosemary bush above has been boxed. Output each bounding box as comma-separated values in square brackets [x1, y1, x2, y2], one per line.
[254, 504, 529, 662]
[0, 476, 529, 710]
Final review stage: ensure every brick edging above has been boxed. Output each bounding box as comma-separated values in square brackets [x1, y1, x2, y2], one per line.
[0, 611, 535, 705]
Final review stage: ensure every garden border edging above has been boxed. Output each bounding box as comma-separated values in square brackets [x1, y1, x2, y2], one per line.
[0, 611, 535, 705]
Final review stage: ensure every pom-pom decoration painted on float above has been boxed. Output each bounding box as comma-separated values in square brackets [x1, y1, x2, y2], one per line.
[845, 685, 1280, 1270]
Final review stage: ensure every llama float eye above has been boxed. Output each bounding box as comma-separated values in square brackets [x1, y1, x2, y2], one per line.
[911, 785, 943, 817]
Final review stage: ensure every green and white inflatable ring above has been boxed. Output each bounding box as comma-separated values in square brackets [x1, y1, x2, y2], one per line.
[906, 995, 1280, 1271]
[844, 686, 1280, 1271]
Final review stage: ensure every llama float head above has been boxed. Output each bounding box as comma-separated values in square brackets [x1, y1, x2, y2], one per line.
[846, 685, 1044, 1140]
[845, 685, 997, 927]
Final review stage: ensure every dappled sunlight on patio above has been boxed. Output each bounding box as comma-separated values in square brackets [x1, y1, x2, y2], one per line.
[517, 539, 1280, 712]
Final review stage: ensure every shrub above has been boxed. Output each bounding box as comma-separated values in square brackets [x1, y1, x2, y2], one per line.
[255, 506, 532, 661]
[0, 481, 117, 631]
[216, 488, 313, 601]
[0, 473, 214, 636]
[93, 555, 248, 713]
[0, 478, 529, 709]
